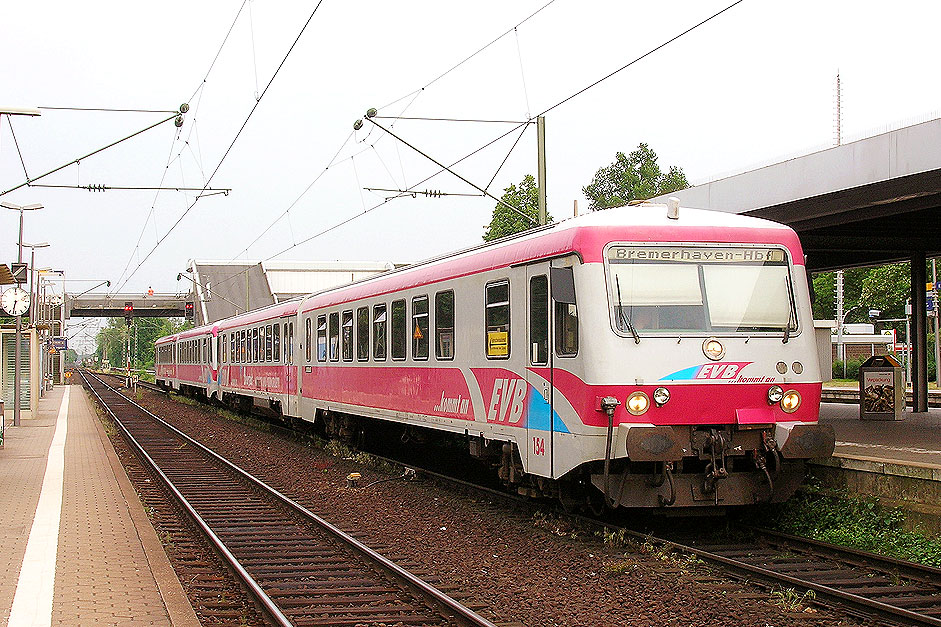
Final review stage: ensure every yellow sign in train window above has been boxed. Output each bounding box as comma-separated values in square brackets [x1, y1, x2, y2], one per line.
[487, 331, 508, 357]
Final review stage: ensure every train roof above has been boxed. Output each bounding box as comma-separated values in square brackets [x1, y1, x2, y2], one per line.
[153, 203, 803, 340]
[297, 203, 803, 313]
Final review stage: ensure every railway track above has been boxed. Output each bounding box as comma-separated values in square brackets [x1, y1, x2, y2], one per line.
[80, 370, 497, 627]
[657, 526, 941, 626]
[96, 374, 941, 626]
[410, 460, 941, 626]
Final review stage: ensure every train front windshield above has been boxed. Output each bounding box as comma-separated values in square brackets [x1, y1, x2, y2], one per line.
[607, 245, 796, 334]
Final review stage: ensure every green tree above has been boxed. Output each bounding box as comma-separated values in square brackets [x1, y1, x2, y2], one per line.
[482, 174, 550, 242]
[582, 143, 689, 210]
[95, 317, 189, 370]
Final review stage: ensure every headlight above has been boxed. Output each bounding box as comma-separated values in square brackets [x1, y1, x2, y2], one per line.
[702, 337, 725, 361]
[653, 387, 671, 406]
[626, 391, 650, 415]
[767, 385, 784, 404]
[791, 361, 803, 374]
[781, 389, 801, 413]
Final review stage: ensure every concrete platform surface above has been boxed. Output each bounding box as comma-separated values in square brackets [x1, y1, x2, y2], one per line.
[819, 402, 941, 468]
[0, 385, 199, 626]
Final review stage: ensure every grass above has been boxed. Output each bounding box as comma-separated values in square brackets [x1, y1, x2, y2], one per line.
[770, 586, 816, 612]
[752, 480, 941, 567]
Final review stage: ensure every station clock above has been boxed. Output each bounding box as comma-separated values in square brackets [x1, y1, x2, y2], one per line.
[1, 286, 30, 316]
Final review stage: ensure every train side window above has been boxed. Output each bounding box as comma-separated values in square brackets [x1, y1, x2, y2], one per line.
[273, 323, 281, 362]
[317, 315, 327, 362]
[555, 300, 578, 356]
[435, 290, 454, 360]
[254, 328, 260, 362]
[341, 310, 354, 361]
[230, 334, 235, 363]
[305, 318, 312, 362]
[373, 304, 387, 361]
[289, 322, 294, 363]
[356, 307, 369, 361]
[530, 275, 549, 365]
[391, 299, 407, 360]
[266, 324, 273, 361]
[329, 312, 340, 361]
[485, 280, 510, 359]
[412, 296, 429, 360]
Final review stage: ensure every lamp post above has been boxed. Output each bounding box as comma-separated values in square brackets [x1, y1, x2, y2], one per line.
[40, 270, 66, 385]
[22, 242, 50, 327]
[2, 201, 44, 426]
[1, 108, 41, 426]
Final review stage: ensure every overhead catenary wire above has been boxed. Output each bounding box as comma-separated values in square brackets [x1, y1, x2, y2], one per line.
[192, 0, 746, 294]
[252, 0, 747, 266]
[114, 0, 328, 294]
[378, 0, 560, 112]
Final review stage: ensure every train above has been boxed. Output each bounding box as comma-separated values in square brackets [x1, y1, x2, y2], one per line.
[155, 200, 835, 510]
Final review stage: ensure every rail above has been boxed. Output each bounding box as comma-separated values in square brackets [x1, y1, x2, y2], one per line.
[80, 369, 497, 627]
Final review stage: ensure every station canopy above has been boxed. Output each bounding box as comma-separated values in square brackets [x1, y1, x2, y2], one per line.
[187, 260, 402, 325]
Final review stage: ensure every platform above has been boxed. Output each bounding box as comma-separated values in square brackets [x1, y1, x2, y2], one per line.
[0, 385, 199, 626]
[814, 402, 941, 534]
[819, 401, 941, 468]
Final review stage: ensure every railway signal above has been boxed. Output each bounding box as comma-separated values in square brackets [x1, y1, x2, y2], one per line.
[185, 301, 194, 321]
[124, 301, 133, 326]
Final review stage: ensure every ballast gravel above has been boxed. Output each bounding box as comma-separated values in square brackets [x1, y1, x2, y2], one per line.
[126, 388, 868, 627]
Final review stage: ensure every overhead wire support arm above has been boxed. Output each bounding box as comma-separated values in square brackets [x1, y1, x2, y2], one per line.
[364, 187, 481, 199]
[29, 183, 232, 194]
[0, 108, 187, 197]
[361, 111, 537, 226]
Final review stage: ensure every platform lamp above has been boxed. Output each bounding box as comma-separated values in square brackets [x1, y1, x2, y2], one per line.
[2, 201, 44, 427]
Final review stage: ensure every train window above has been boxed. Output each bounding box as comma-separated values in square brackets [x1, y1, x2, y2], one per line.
[373, 304, 387, 361]
[289, 322, 294, 363]
[485, 280, 510, 359]
[356, 307, 369, 361]
[253, 328, 259, 362]
[241, 330, 247, 362]
[391, 299, 407, 360]
[317, 315, 327, 362]
[305, 318, 312, 362]
[329, 313, 340, 362]
[412, 296, 429, 360]
[266, 324, 273, 362]
[273, 323, 281, 362]
[342, 310, 354, 362]
[231, 334, 235, 363]
[530, 276, 549, 365]
[435, 290, 454, 360]
[555, 300, 578, 356]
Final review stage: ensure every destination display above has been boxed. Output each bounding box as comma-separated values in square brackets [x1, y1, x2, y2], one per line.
[608, 246, 787, 264]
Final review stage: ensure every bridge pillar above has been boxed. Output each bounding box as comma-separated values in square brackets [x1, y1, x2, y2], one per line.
[911, 251, 929, 413]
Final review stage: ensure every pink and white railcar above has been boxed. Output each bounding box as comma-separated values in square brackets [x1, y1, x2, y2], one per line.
[156, 202, 835, 509]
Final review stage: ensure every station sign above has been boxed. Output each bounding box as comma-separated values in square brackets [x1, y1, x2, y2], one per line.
[48, 337, 68, 351]
[10, 262, 27, 283]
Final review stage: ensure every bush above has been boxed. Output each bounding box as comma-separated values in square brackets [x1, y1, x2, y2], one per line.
[832, 357, 867, 380]
[754, 482, 941, 567]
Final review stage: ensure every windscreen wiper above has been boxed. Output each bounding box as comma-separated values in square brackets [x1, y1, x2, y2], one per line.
[616, 276, 640, 344]
[783, 274, 795, 344]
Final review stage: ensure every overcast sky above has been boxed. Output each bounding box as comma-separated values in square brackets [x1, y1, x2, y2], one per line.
[3, 1, 940, 349]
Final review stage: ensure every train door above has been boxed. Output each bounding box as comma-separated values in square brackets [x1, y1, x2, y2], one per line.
[525, 265, 553, 478]
[284, 320, 299, 416]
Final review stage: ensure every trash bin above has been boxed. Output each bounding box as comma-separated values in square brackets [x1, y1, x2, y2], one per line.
[859, 354, 905, 420]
